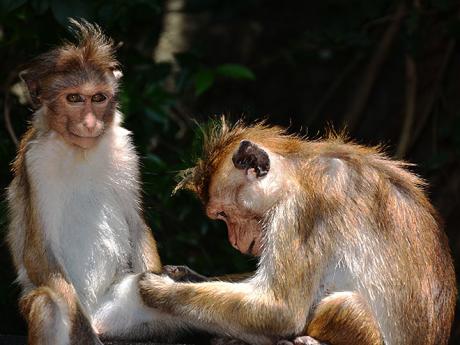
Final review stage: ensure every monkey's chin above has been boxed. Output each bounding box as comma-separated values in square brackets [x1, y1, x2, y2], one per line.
[67, 132, 101, 149]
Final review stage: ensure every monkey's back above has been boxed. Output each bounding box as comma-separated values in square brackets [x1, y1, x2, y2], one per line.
[306, 141, 457, 345]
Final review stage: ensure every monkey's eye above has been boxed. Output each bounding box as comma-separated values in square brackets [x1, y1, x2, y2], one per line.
[66, 94, 84, 103]
[217, 211, 227, 219]
[91, 93, 107, 103]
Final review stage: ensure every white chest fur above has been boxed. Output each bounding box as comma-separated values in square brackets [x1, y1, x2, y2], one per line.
[26, 123, 140, 311]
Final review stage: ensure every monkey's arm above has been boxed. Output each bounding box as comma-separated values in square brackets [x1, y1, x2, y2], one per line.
[139, 195, 330, 341]
[139, 272, 311, 339]
[130, 218, 162, 273]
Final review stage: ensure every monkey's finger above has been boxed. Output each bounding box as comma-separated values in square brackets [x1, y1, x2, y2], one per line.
[162, 265, 181, 276]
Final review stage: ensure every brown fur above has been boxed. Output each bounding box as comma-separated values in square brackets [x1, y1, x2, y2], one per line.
[142, 119, 456, 345]
[19, 276, 98, 345]
[307, 293, 382, 345]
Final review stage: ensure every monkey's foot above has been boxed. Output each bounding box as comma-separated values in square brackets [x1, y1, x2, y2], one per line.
[277, 336, 328, 345]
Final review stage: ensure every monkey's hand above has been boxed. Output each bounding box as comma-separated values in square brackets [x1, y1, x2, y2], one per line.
[139, 272, 177, 313]
[163, 265, 210, 283]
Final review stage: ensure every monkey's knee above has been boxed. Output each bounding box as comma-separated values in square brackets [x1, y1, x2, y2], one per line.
[307, 291, 382, 345]
[20, 287, 70, 345]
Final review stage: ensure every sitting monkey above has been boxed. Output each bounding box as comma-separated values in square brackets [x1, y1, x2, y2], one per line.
[139, 120, 456, 345]
[7, 20, 192, 344]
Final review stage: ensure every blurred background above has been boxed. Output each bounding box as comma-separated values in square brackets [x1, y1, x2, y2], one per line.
[0, 0, 459, 343]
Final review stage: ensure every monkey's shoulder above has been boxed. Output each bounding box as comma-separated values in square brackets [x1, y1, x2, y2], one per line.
[306, 141, 425, 192]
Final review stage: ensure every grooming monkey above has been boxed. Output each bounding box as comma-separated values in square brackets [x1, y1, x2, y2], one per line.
[139, 120, 457, 345]
[6, 20, 190, 344]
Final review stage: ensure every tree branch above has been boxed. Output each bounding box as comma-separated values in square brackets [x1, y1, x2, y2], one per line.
[309, 54, 363, 126]
[395, 54, 417, 159]
[409, 36, 457, 151]
[342, 3, 406, 132]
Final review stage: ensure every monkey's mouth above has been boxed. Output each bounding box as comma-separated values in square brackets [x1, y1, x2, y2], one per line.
[70, 131, 102, 139]
[66, 130, 103, 149]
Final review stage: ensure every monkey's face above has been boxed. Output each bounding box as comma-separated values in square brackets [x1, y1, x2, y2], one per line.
[45, 82, 116, 149]
[206, 140, 291, 256]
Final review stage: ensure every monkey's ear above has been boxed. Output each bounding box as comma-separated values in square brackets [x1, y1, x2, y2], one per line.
[232, 140, 270, 178]
[19, 70, 41, 108]
[112, 69, 123, 80]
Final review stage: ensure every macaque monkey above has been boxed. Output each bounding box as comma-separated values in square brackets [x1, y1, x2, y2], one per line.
[139, 120, 457, 345]
[6, 20, 187, 344]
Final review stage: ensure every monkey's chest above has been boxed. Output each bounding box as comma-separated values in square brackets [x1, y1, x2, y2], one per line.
[48, 189, 132, 309]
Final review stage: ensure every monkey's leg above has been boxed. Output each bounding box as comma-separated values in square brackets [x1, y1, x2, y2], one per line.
[20, 287, 70, 345]
[306, 291, 383, 345]
[20, 286, 102, 345]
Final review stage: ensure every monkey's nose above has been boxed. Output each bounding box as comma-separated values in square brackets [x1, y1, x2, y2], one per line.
[83, 113, 97, 131]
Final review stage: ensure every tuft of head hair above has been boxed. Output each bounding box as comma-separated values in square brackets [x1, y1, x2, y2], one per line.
[61, 18, 119, 72]
[174, 117, 303, 202]
[20, 19, 120, 107]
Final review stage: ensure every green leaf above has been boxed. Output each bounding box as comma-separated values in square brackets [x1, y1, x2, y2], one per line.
[215, 63, 255, 80]
[194, 69, 215, 96]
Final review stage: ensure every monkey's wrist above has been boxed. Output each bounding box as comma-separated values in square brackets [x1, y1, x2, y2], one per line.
[138, 272, 176, 312]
